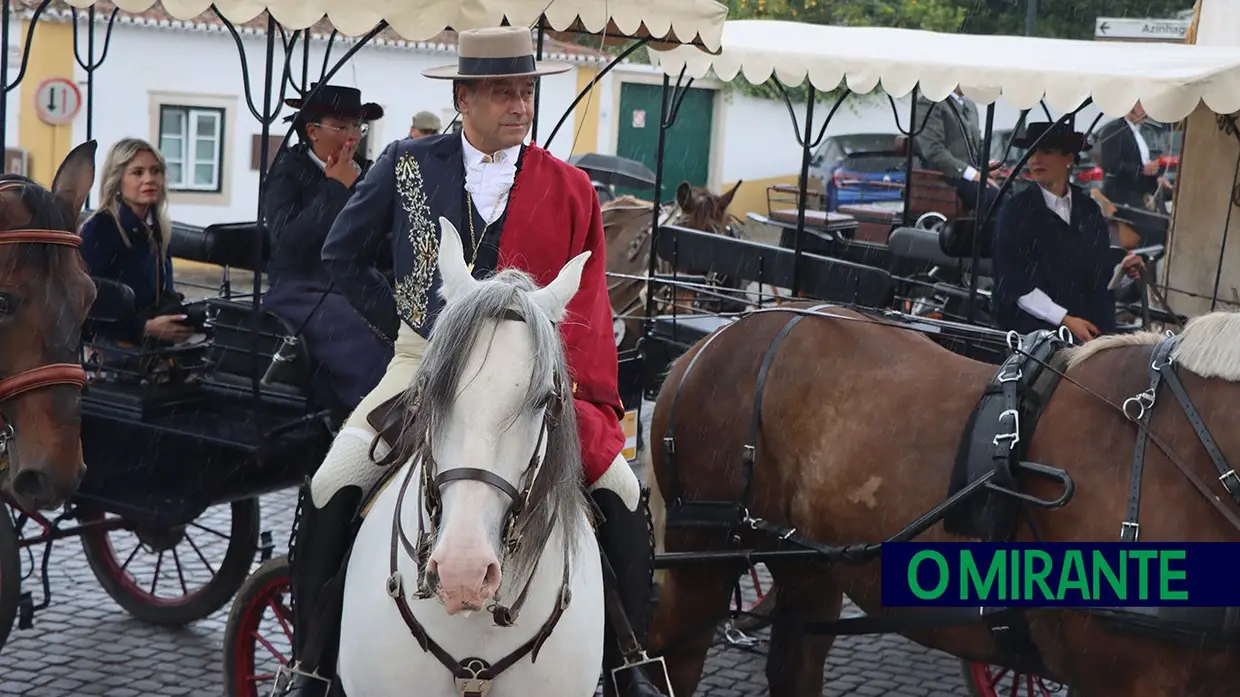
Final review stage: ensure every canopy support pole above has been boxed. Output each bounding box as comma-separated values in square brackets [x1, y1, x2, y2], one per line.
[966, 103, 995, 324]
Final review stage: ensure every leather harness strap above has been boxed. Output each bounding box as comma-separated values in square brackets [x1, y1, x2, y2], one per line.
[0, 198, 91, 469]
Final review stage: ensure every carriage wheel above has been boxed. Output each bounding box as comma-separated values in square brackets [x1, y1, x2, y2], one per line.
[730, 565, 778, 633]
[79, 497, 260, 626]
[963, 660, 1079, 697]
[0, 505, 20, 652]
[222, 555, 293, 697]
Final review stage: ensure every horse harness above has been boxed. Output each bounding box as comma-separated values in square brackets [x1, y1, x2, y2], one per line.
[0, 181, 90, 472]
[381, 307, 571, 697]
[657, 302, 1240, 668]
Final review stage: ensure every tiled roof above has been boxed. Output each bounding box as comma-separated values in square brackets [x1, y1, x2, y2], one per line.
[18, 0, 611, 62]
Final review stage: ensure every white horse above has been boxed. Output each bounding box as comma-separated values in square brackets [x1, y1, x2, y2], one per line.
[337, 219, 605, 696]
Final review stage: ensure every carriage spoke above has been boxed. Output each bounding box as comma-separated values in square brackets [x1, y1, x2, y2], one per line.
[188, 521, 232, 541]
[171, 546, 190, 595]
[184, 530, 218, 577]
[251, 629, 289, 664]
[149, 550, 164, 596]
[119, 541, 143, 573]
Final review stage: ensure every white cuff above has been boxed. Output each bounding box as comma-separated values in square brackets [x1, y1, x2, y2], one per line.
[1106, 261, 1126, 290]
[963, 165, 979, 182]
[1017, 289, 1068, 326]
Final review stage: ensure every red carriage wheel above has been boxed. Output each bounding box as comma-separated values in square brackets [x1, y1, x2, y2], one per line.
[78, 498, 259, 626]
[963, 660, 1079, 697]
[223, 555, 293, 697]
[730, 564, 778, 633]
[0, 504, 20, 652]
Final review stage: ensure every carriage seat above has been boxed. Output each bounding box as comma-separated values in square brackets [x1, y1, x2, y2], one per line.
[887, 226, 992, 277]
[939, 218, 995, 259]
[169, 221, 270, 272]
[87, 277, 136, 326]
[199, 298, 322, 412]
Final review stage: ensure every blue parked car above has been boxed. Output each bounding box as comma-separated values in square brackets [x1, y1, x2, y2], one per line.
[809, 133, 914, 211]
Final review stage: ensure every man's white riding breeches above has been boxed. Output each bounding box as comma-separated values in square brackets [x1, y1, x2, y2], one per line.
[307, 324, 642, 513]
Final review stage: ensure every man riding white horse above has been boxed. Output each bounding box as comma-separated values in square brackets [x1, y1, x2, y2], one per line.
[282, 26, 661, 697]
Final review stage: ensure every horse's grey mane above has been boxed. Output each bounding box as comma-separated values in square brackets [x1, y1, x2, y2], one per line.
[398, 268, 591, 589]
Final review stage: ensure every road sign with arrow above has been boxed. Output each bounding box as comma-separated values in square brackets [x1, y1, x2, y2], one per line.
[34, 77, 81, 126]
[1095, 17, 1189, 42]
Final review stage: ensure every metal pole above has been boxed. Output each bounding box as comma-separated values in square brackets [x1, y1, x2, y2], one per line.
[1, 0, 10, 160]
[530, 22, 544, 144]
[901, 86, 918, 227]
[966, 104, 996, 324]
[791, 87, 816, 298]
[1026, 0, 1036, 36]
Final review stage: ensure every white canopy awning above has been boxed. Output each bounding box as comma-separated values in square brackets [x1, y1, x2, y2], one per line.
[647, 19, 1240, 122]
[60, 0, 729, 52]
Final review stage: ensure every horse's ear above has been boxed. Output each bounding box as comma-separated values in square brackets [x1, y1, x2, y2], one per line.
[675, 181, 694, 211]
[436, 216, 477, 304]
[530, 251, 591, 322]
[52, 140, 97, 219]
[719, 179, 743, 209]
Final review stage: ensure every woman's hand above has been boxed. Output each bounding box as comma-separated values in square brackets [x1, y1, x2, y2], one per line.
[145, 314, 194, 343]
[1062, 315, 1100, 343]
[1121, 253, 1145, 281]
[325, 142, 359, 188]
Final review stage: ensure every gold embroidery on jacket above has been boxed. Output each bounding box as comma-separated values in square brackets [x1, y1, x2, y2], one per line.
[393, 152, 438, 329]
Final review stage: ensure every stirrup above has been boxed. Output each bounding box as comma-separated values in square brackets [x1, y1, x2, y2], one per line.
[609, 651, 675, 697]
[270, 662, 332, 697]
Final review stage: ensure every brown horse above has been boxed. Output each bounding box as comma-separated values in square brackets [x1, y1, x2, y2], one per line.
[645, 302, 1240, 697]
[603, 180, 741, 351]
[0, 141, 98, 511]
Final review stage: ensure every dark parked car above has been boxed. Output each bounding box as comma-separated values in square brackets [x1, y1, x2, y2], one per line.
[809, 133, 914, 210]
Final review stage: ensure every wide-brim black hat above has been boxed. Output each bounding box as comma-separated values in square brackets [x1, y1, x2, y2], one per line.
[284, 83, 384, 122]
[1012, 122, 1092, 153]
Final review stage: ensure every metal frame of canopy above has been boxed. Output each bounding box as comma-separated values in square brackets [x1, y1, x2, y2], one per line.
[643, 18, 1240, 328]
[0, 0, 728, 416]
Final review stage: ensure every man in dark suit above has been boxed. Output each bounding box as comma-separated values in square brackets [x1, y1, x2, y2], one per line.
[1096, 101, 1167, 210]
[914, 87, 1001, 214]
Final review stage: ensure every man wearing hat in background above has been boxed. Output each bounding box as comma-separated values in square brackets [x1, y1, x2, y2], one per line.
[282, 26, 662, 697]
[992, 121, 1144, 343]
[409, 109, 442, 138]
[262, 83, 392, 415]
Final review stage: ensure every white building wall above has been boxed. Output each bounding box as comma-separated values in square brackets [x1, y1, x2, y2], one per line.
[67, 21, 587, 227]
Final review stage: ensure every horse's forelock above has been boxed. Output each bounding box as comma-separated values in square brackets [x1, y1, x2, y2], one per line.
[401, 267, 590, 591]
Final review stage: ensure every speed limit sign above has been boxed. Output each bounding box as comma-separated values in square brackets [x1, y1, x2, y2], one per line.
[34, 77, 81, 126]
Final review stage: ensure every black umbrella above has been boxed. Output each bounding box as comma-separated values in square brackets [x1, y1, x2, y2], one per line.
[568, 153, 657, 190]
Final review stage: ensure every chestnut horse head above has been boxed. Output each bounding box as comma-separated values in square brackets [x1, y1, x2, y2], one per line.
[646, 304, 1240, 697]
[603, 180, 743, 350]
[0, 141, 98, 511]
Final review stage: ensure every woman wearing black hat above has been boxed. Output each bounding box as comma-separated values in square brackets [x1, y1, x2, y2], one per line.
[992, 122, 1145, 343]
[261, 83, 393, 412]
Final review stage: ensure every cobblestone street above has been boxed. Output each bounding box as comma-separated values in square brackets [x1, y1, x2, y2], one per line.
[1, 264, 985, 695]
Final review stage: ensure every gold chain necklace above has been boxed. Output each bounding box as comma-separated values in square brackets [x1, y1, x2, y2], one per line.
[464, 188, 511, 272]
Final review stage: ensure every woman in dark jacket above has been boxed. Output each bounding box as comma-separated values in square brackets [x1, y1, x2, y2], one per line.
[992, 122, 1145, 343]
[262, 84, 393, 412]
[80, 138, 194, 346]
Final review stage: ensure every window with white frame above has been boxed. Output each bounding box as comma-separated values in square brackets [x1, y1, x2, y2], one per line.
[158, 105, 224, 193]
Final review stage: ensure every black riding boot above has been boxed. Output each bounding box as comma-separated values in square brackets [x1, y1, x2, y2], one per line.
[592, 487, 666, 697]
[282, 484, 363, 697]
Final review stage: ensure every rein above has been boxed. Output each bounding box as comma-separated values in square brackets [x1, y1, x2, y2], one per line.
[0, 181, 90, 469]
[383, 307, 574, 697]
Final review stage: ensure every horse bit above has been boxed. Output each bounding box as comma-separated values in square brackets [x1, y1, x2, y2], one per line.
[0, 182, 90, 474]
[385, 307, 575, 697]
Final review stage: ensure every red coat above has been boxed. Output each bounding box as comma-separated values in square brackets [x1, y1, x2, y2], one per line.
[494, 145, 625, 486]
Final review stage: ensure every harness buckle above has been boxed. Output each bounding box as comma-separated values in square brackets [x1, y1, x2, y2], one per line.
[992, 410, 1020, 450]
[455, 658, 494, 697]
[610, 651, 676, 697]
[1120, 521, 1140, 542]
[386, 571, 404, 599]
[997, 365, 1023, 384]
[269, 663, 330, 697]
[1122, 389, 1157, 422]
[1220, 470, 1239, 495]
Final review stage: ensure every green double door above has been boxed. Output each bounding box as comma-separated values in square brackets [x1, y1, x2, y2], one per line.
[614, 82, 715, 202]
